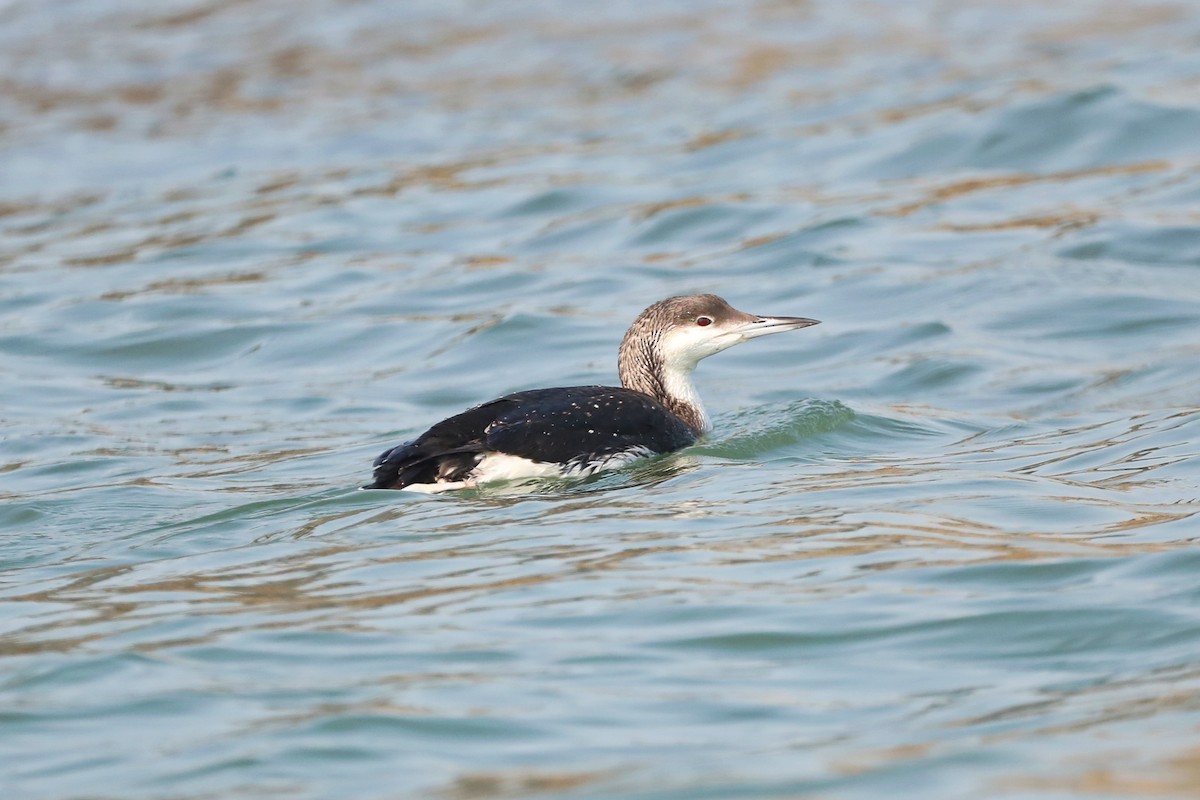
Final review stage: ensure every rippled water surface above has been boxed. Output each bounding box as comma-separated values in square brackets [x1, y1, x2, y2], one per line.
[4, 1, 1200, 797]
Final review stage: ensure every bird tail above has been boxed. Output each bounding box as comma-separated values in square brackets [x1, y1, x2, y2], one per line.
[363, 442, 481, 490]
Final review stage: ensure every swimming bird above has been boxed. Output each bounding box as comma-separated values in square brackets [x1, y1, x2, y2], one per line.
[366, 294, 819, 491]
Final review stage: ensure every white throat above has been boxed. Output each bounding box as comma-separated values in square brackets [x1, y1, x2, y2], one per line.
[660, 362, 710, 432]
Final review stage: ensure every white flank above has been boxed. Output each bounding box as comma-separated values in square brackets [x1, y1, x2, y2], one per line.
[565, 446, 657, 475]
[402, 447, 659, 493]
[401, 480, 472, 494]
[471, 453, 566, 483]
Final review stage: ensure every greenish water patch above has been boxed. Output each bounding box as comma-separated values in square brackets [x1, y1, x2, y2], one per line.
[699, 398, 856, 459]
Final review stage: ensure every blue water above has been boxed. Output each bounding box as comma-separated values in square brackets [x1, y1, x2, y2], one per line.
[3, 1, 1200, 798]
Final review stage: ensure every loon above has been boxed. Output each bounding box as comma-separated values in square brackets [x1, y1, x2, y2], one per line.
[366, 294, 819, 491]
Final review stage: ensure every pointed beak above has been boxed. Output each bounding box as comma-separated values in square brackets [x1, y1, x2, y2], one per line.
[735, 315, 821, 340]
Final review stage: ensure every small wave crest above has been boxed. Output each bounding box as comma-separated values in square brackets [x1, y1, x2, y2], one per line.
[697, 398, 856, 460]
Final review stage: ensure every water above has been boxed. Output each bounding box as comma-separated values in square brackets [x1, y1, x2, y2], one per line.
[3, 1, 1200, 797]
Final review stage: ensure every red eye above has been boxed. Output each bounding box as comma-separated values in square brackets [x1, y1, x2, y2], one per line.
[696, 317, 712, 327]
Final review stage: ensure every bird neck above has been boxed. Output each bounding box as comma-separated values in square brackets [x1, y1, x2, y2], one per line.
[618, 343, 709, 434]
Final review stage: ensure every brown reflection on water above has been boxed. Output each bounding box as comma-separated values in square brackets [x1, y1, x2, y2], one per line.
[1001, 744, 1200, 797]
[5, 479, 1193, 660]
[886, 161, 1171, 219]
[99, 270, 268, 301]
[943, 408, 1200, 491]
[435, 767, 612, 800]
[2, 1, 1194, 161]
[975, 663, 1200, 797]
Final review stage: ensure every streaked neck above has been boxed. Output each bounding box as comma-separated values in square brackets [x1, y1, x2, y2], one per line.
[618, 346, 709, 434]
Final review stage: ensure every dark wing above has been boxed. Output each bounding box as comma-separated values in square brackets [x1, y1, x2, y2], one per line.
[365, 386, 697, 490]
[481, 386, 698, 467]
[365, 394, 516, 489]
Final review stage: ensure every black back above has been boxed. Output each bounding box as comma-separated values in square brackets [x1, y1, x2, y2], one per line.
[366, 385, 699, 489]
